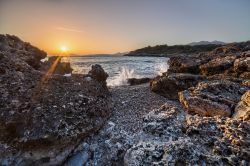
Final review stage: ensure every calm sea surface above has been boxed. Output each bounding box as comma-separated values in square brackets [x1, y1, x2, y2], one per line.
[62, 56, 169, 86]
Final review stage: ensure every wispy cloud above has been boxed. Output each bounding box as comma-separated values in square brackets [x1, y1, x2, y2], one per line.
[55, 26, 84, 33]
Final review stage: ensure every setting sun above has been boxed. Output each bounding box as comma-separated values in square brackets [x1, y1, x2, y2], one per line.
[60, 46, 68, 53]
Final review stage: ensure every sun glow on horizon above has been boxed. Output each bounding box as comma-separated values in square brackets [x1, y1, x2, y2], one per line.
[60, 46, 69, 53]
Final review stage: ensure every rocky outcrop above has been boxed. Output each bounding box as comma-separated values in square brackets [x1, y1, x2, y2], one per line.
[151, 41, 250, 117]
[200, 55, 237, 76]
[0, 35, 111, 165]
[88, 64, 109, 86]
[178, 80, 249, 117]
[124, 102, 250, 165]
[233, 90, 250, 120]
[150, 73, 206, 99]
[167, 53, 210, 74]
[0, 34, 46, 70]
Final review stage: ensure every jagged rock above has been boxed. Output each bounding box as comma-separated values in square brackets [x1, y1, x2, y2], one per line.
[150, 73, 205, 99]
[0, 35, 111, 165]
[88, 64, 108, 85]
[124, 102, 250, 165]
[234, 57, 250, 74]
[178, 80, 249, 117]
[127, 77, 151, 86]
[40, 56, 73, 75]
[200, 55, 237, 76]
[167, 53, 210, 74]
[233, 90, 250, 120]
[0, 34, 46, 69]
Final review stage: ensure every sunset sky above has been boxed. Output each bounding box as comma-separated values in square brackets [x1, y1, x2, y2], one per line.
[0, 0, 250, 55]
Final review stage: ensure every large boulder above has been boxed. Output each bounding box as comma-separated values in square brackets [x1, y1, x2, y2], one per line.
[150, 73, 206, 99]
[167, 53, 210, 74]
[233, 90, 250, 120]
[0, 35, 111, 165]
[88, 64, 108, 85]
[178, 80, 249, 117]
[200, 55, 237, 76]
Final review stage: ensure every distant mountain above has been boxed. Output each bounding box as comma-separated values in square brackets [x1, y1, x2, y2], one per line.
[188, 40, 226, 46]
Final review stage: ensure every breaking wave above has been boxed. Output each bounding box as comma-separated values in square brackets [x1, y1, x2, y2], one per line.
[107, 67, 139, 86]
[155, 61, 169, 75]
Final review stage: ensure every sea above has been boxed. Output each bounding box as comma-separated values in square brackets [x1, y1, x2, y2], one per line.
[61, 55, 169, 86]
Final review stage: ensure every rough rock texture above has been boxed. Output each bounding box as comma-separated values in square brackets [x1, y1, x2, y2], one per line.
[0, 34, 46, 70]
[124, 102, 250, 166]
[88, 64, 109, 86]
[233, 90, 250, 120]
[151, 41, 250, 117]
[200, 55, 237, 76]
[178, 80, 249, 117]
[0, 35, 111, 165]
[150, 73, 206, 99]
[166, 41, 250, 76]
[234, 57, 250, 74]
[167, 53, 211, 74]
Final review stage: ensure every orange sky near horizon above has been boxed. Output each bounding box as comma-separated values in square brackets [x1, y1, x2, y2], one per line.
[0, 0, 250, 55]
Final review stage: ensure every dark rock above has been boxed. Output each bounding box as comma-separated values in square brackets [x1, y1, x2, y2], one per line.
[167, 54, 209, 74]
[0, 35, 111, 165]
[88, 64, 108, 85]
[200, 55, 237, 76]
[127, 77, 151, 86]
[0, 34, 46, 70]
[150, 73, 206, 99]
[178, 80, 249, 117]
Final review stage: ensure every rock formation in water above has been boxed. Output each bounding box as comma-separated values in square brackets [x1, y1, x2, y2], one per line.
[0, 34, 111, 165]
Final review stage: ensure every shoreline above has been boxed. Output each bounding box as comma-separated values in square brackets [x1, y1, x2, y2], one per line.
[0, 34, 249, 165]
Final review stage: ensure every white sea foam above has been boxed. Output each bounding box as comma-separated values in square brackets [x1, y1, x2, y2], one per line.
[107, 67, 139, 86]
[155, 60, 169, 75]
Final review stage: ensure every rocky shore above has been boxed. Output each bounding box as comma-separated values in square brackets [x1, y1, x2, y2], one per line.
[0, 35, 111, 165]
[0, 34, 249, 165]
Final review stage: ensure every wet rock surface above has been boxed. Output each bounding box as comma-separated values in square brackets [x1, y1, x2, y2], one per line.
[0, 35, 111, 165]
